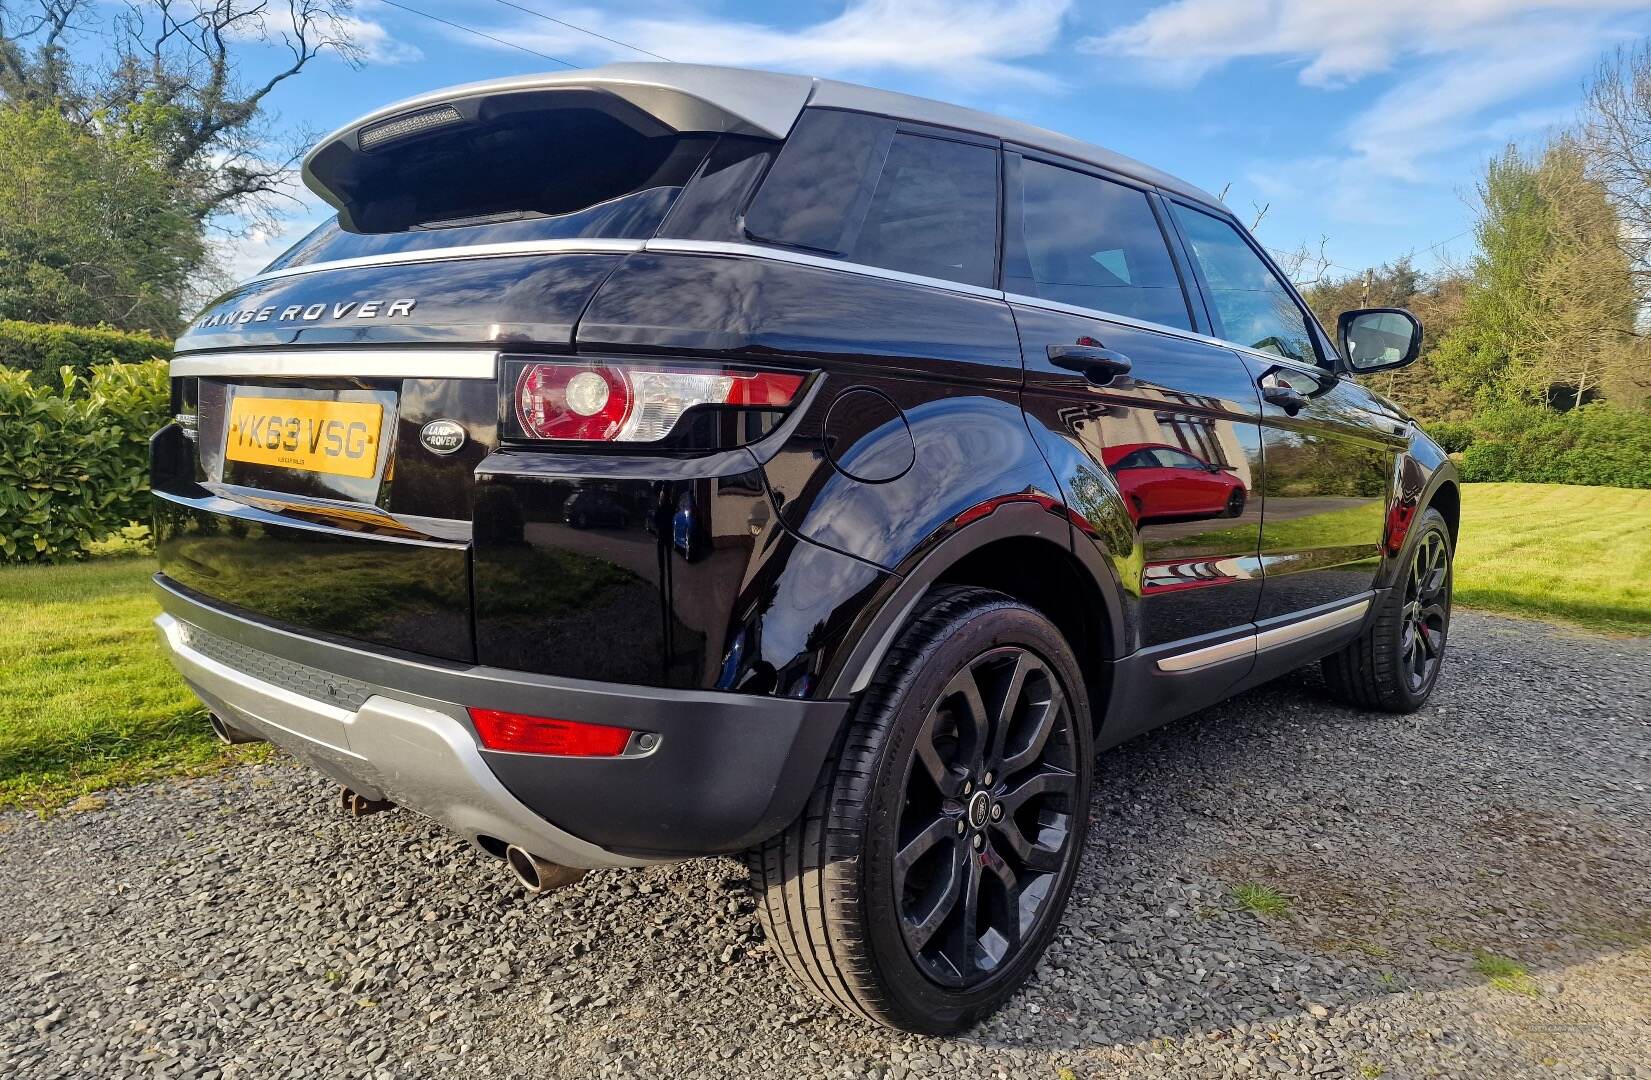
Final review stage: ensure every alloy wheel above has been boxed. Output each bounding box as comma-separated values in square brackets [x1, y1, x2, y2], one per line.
[892, 646, 1079, 988]
[1400, 530, 1450, 693]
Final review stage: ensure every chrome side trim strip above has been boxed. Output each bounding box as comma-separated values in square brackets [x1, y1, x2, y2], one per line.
[170, 348, 499, 380]
[642, 238, 1008, 300]
[1254, 597, 1371, 653]
[1155, 595, 1373, 673]
[1155, 635, 1254, 673]
[240, 238, 644, 286]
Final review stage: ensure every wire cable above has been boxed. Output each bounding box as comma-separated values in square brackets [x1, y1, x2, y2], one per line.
[377, 0, 577, 67]
[490, 0, 672, 62]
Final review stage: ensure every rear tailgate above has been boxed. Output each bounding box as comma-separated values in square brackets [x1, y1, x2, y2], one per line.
[155, 254, 625, 663]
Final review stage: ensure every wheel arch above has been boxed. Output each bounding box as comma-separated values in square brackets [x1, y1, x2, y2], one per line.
[822, 502, 1123, 723]
[1427, 475, 1461, 547]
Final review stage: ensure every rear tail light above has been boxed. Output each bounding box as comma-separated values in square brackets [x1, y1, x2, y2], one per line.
[510, 360, 805, 443]
[468, 707, 637, 757]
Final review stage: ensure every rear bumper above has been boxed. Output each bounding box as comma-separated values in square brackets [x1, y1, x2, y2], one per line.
[154, 575, 849, 866]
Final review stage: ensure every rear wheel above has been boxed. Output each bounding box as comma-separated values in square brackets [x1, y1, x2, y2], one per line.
[1322, 507, 1452, 712]
[746, 586, 1093, 1033]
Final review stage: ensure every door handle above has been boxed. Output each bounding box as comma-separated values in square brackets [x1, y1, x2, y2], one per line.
[1261, 385, 1308, 415]
[1047, 343, 1132, 385]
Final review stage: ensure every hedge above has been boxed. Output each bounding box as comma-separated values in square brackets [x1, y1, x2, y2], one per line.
[0, 319, 170, 383]
[1458, 403, 1651, 489]
[0, 361, 169, 563]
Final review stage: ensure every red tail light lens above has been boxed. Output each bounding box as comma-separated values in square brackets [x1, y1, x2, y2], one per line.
[468, 707, 634, 757]
[512, 361, 804, 443]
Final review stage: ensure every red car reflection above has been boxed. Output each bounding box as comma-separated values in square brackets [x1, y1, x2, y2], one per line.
[1103, 443, 1247, 524]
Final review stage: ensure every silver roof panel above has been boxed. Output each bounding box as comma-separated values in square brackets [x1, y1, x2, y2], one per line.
[303, 62, 1217, 212]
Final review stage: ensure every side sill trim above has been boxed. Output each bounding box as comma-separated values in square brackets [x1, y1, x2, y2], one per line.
[170, 348, 499, 380]
[1155, 595, 1372, 673]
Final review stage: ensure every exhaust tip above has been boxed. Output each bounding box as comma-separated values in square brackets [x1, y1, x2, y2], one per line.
[208, 713, 263, 745]
[504, 845, 587, 895]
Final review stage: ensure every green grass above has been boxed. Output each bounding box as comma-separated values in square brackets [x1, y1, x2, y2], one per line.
[0, 556, 264, 813]
[1231, 882, 1291, 918]
[1454, 484, 1651, 635]
[1472, 951, 1541, 997]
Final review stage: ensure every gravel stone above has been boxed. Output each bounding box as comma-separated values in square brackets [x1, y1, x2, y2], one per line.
[1, 613, 1648, 1077]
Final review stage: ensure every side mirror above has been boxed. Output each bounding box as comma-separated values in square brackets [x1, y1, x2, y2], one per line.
[1337, 308, 1423, 374]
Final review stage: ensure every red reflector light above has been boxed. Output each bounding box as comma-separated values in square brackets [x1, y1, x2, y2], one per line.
[468, 708, 633, 757]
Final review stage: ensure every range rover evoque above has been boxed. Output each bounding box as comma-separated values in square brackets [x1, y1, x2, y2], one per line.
[152, 63, 1459, 1034]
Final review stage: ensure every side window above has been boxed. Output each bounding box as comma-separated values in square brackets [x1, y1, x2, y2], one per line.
[1169, 203, 1318, 364]
[1155, 447, 1206, 470]
[1007, 157, 1191, 330]
[744, 109, 999, 288]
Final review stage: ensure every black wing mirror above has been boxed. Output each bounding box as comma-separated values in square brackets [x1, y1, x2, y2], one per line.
[1336, 308, 1423, 374]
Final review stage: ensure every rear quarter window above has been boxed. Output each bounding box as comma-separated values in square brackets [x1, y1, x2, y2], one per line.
[744, 109, 999, 289]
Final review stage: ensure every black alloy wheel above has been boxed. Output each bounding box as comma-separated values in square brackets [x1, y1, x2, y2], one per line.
[1224, 489, 1246, 517]
[1399, 527, 1450, 694]
[746, 586, 1094, 1034]
[893, 646, 1079, 988]
[1322, 506, 1453, 713]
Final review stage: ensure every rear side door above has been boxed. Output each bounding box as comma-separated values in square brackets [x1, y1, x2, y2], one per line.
[1004, 150, 1267, 655]
[1163, 200, 1407, 623]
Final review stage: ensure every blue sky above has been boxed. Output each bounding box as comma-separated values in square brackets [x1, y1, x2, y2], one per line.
[204, 0, 1651, 285]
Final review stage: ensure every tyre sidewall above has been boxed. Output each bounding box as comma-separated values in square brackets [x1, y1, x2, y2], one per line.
[857, 600, 1094, 1033]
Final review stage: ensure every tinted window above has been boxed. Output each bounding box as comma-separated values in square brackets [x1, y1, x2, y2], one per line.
[1169, 204, 1317, 364]
[1007, 158, 1190, 329]
[746, 111, 999, 288]
[268, 104, 715, 272]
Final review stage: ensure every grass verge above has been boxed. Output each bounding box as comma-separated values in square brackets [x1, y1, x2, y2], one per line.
[0, 556, 266, 814]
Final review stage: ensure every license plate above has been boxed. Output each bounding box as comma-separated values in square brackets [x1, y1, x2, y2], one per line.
[224, 396, 384, 478]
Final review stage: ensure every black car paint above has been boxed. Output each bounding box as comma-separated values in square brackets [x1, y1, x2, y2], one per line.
[157, 118, 1458, 857]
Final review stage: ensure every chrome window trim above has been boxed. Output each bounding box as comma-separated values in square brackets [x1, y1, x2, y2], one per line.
[241, 238, 645, 286]
[170, 349, 499, 380]
[1155, 595, 1372, 673]
[642, 238, 1007, 300]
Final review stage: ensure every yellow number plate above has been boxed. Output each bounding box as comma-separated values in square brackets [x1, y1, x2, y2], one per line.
[225, 396, 384, 478]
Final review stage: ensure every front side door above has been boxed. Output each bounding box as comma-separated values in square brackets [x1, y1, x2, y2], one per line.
[1004, 151, 1267, 653]
[1164, 200, 1407, 622]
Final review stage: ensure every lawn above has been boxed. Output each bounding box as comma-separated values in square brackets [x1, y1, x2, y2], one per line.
[0, 557, 264, 813]
[0, 482, 1646, 812]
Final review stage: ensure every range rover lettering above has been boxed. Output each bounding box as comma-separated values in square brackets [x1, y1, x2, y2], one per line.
[151, 64, 1459, 1034]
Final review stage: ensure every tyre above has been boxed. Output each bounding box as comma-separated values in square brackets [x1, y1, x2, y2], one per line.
[746, 586, 1094, 1034]
[1223, 488, 1247, 518]
[1322, 507, 1452, 713]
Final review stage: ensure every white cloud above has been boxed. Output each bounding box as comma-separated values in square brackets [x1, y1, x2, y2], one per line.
[470, 0, 1072, 88]
[1085, 0, 1644, 88]
[339, 13, 424, 65]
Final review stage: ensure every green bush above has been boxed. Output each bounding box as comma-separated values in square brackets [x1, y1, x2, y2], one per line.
[1459, 404, 1651, 489]
[0, 319, 169, 383]
[1423, 419, 1477, 455]
[0, 361, 169, 563]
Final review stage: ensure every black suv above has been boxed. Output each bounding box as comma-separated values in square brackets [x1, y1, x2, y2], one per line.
[151, 63, 1458, 1034]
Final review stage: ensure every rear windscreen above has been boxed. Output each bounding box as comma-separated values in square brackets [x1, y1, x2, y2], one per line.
[269, 100, 715, 274]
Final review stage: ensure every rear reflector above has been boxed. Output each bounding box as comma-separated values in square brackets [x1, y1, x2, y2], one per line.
[468, 708, 633, 757]
[512, 361, 804, 443]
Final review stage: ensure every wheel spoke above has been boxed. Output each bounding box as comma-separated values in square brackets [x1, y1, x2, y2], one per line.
[990, 813, 1065, 872]
[914, 709, 965, 799]
[985, 652, 1032, 770]
[945, 669, 992, 778]
[982, 843, 1023, 952]
[895, 814, 956, 884]
[999, 764, 1076, 813]
[951, 852, 984, 971]
[1000, 690, 1064, 777]
[905, 843, 967, 952]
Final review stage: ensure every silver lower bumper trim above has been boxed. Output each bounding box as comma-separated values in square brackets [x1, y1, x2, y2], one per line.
[156, 613, 652, 869]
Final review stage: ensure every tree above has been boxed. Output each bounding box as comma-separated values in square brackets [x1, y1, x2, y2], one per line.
[1431, 140, 1648, 411]
[0, 104, 205, 330]
[1582, 41, 1651, 309]
[1, 0, 361, 234]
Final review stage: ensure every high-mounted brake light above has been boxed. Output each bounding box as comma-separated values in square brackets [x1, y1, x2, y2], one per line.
[468, 707, 636, 757]
[513, 361, 804, 443]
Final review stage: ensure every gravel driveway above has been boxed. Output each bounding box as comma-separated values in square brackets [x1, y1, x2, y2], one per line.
[3, 612, 1649, 1079]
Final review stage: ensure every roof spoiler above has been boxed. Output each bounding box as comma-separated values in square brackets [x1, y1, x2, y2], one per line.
[301, 63, 815, 219]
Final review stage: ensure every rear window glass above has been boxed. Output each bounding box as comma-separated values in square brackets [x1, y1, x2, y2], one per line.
[1006, 157, 1190, 329]
[266, 103, 713, 273]
[745, 110, 999, 288]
